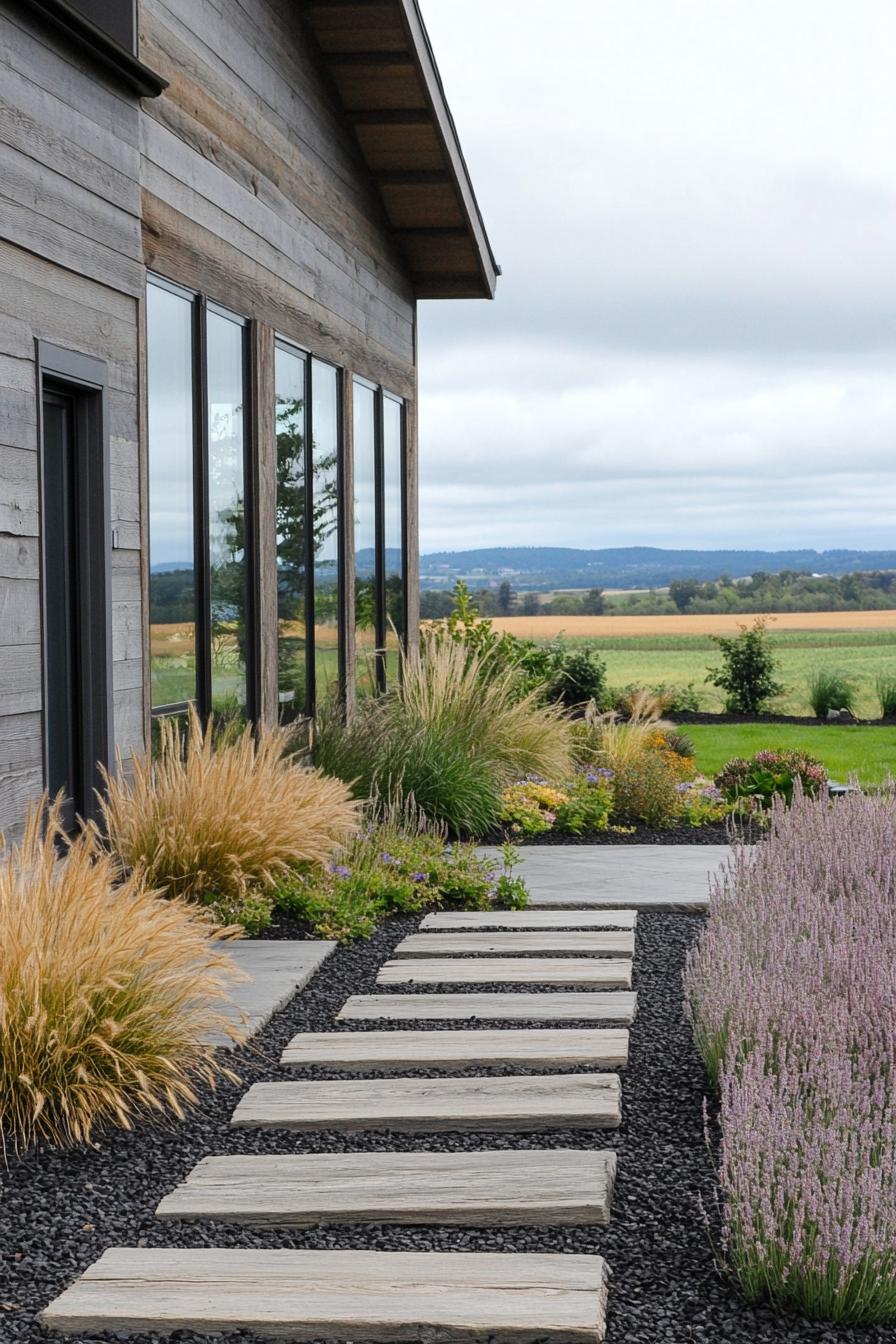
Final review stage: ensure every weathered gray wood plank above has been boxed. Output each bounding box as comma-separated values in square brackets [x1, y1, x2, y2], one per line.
[392, 932, 635, 958]
[281, 1027, 629, 1072]
[337, 993, 637, 1024]
[156, 1149, 617, 1226]
[231, 1073, 621, 1133]
[420, 910, 637, 930]
[40, 1246, 609, 1342]
[376, 958, 632, 988]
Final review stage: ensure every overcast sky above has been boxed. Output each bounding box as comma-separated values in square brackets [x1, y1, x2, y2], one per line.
[415, 0, 896, 554]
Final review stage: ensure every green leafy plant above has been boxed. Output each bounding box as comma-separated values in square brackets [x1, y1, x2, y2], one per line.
[715, 749, 827, 809]
[706, 618, 784, 714]
[314, 633, 572, 836]
[491, 842, 529, 908]
[807, 669, 856, 719]
[274, 810, 529, 940]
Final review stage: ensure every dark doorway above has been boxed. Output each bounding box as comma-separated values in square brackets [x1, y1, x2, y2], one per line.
[38, 343, 112, 829]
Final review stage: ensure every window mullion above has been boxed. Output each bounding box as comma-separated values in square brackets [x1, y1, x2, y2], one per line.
[193, 295, 212, 719]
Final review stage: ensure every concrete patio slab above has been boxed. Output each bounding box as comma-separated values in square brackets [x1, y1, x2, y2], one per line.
[478, 844, 733, 911]
[207, 940, 336, 1049]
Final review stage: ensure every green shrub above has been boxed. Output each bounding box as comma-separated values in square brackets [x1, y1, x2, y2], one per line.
[614, 682, 700, 716]
[314, 635, 572, 837]
[610, 749, 684, 827]
[274, 816, 529, 941]
[876, 675, 896, 718]
[715, 749, 827, 809]
[706, 618, 784, 714]
[807, 669, 856, 719]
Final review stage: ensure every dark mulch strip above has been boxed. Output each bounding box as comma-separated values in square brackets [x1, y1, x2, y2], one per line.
[671, 710, 895, 727]
[1, 911, 883, 1344]
[480, 821, 739, 846]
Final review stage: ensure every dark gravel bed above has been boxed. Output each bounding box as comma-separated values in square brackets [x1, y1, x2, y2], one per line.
[482, 821, 740, 845]
[1, 911, 885, 1344]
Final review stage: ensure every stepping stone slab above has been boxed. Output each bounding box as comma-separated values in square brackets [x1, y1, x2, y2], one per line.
[40, 1246, 610, 1342]
[230, 1073, 622, 1133]
[338, 991, 637, 1024]
[376, 957, 632, 988]
[421, 910, 637, 930]
[393, 931, 636, 958]
[156, 1149, 617, 1226]
[281, 1026, 630, 1071]
[206, 940, 336, 1049]
[526, 891, 708, 912]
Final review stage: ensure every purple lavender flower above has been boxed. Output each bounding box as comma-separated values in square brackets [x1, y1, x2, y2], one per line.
[411, 871, 427, 883]
[328, 863, 351, 878]
[379, 852, 398, 866]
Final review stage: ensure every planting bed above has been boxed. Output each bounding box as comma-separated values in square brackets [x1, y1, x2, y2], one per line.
[0, 910, 886, 1344]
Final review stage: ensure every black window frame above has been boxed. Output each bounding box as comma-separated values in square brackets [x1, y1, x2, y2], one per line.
[352, 376, 408, 693]
[35, 339, 113, 829]
[273, 338, 346, 718]
[147, 274, 256, 722]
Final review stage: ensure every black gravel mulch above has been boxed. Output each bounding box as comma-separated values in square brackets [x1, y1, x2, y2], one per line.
[482, 821, 739, 846]
[0, 911, 885, 1344]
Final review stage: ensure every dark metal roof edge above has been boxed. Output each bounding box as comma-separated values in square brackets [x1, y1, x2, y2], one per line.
[22, 0, 168, 98]
[399, 0, 500, 297]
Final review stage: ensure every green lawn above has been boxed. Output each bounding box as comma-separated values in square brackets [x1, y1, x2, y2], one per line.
[554, 629, 896, 717]
[684, 723, 896, 787]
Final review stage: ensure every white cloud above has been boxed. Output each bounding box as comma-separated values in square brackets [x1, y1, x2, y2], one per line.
[415, 0, 896, 554]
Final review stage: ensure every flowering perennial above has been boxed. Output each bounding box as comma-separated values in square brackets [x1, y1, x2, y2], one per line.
[685, 786, 896, 1323]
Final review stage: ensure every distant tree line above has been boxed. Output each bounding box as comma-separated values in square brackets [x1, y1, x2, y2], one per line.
[420, 569, 896, 620]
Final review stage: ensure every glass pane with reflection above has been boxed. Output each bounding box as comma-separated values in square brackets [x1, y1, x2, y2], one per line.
[147, 283, 196, 709]
[382, 394, 405, 679]
[207, 310, 247, 714]
[311, 360, 340, 701]
[275, 344, 307, 719]
[352, 380, 377, 696]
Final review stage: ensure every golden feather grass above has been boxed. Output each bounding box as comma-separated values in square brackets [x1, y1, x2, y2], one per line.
[100, 707, 359, 906]
[399, 631, 573, 786]
[0, 797, 241, 1156]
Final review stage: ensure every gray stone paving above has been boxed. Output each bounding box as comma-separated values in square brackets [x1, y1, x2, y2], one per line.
[206, 940, 336, 1049]
[478, 844, 733, 911]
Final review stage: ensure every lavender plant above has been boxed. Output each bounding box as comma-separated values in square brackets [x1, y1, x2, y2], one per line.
[685, 786, 896, 1323]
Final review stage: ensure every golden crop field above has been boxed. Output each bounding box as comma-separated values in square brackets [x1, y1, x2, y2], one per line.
[489, 611, 896, 639]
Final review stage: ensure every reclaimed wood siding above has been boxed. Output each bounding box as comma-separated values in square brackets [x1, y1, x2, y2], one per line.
[139, 0, 419, 676]
[0, 4, 144, 832]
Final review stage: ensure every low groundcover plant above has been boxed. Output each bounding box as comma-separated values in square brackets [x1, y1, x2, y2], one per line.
[715, 748, 826, 810]
[0, 797, 239, 1155]
[274, 807, 529, 941]
[685, 787, 896, 1324]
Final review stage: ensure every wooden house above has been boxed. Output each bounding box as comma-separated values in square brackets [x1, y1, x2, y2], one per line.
[0, 0, 498, 831]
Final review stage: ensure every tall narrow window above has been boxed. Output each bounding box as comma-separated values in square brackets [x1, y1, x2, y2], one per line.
[206, 308, 249, 714]
[382, 393, 406, 654]
[147, 279, 252, 720]
[311, 359, 341, 701]
[352, 379, 378, 696]
[274, 341, 308, 718]
[147, 283, 197, 710]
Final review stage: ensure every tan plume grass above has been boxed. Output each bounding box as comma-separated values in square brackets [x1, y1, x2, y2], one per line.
[400, 631, 573, 786]
[100, 706, 359, 907]
[0, 797, 241, 1155]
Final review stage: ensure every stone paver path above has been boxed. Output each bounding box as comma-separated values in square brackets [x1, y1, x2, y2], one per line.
[477, 844, 729, 911]
[43, 843, 729, 1342]
[156, 1149, 617, 1226]
[280, 1026, 630, 1071]
[338, 990, 638, 1022]
[231, 1073, 622, 1134]
[207, 940, 336, 1049]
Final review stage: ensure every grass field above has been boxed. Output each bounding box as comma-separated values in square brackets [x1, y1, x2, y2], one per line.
[685, 723, 896, 787]
[491, 613, 896, 718]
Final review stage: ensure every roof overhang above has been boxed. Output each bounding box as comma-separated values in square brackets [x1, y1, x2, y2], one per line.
[303, 0, 500, 299]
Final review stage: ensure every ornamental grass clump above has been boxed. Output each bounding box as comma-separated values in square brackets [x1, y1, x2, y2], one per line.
[0, 798, 239, 1155]
[101, 706, 358, 927]
[685, 787, 896, 1324]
